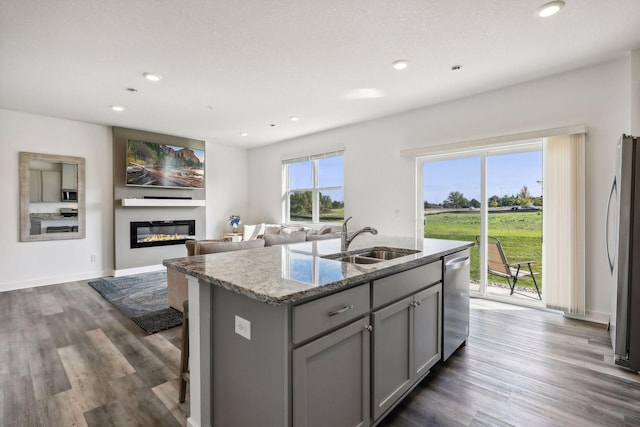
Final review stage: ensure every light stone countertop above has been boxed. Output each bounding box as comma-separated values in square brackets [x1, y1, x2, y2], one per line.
[163, 235, 473, 306]
[30, 213, 77, 220]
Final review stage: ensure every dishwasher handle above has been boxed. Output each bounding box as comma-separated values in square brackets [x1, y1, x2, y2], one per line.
[445, 256, 470, 271]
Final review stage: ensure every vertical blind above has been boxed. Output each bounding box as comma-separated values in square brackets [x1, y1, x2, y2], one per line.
[542, 133, 586, 315]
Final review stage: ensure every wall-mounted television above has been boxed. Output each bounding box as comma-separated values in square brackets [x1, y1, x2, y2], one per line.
[126, 139, 205, 189]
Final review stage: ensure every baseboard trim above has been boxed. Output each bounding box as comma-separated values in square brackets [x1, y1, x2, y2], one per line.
[564, 310, 610, 325]
[0, 270, 113, 293]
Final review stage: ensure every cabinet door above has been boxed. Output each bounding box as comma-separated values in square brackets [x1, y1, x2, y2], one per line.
[413, 283, 442, 378]
[61, 163, 77, 190]
[372, 296, 413, 420]
[29, 169, 42, 202]
[41, 170, 61, 202]
[293, 317, 370, 427]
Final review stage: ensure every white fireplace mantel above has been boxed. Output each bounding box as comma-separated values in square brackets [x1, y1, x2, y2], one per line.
[121, 198, 206, 207]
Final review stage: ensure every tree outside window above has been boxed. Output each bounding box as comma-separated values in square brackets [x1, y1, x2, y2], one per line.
[284, 153, 344, 223]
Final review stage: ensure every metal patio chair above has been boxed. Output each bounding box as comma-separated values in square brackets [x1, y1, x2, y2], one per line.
[476, 236, 541, 300]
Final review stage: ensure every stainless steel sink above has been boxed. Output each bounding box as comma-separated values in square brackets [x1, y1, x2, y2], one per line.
[338, 255, 384, 264]
[325, 247, 420, 265]
[355, 248, 420, 260]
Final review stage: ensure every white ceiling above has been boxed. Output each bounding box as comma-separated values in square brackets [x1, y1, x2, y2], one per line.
[2, 0, 640, 149]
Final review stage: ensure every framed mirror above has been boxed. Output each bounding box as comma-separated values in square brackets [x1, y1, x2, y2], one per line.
[19, 152, 86, 242]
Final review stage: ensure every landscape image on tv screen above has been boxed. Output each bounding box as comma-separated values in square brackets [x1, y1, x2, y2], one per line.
[126, 139, 205, 188]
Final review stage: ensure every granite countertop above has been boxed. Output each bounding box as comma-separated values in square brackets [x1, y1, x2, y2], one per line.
[163, 235, 473, 306]
[30, 213, 78, 220]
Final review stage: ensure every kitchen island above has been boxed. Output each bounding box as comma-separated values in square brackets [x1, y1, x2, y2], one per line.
[164, 235, 472, 427]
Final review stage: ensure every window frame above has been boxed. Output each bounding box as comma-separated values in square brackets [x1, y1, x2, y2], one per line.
[283, 151, 344, 224]
[418, 141, 543, 306]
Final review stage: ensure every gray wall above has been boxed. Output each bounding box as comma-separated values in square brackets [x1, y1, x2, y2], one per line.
[112, 127, 206, 271]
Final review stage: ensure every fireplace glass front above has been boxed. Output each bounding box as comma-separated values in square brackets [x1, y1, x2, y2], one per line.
[130, 220, 195, 248]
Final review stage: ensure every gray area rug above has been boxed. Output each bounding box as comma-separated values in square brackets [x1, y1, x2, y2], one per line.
[88, 271, 182, 334]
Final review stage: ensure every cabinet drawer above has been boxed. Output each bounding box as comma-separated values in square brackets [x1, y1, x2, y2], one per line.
[292, 284, 370, 344]
[373, 261, 442, 309]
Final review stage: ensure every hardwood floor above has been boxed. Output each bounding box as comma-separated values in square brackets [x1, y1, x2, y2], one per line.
[379, 300, 640, 427]
[0, 280, 188, 427]
[1, 281, 639, 426]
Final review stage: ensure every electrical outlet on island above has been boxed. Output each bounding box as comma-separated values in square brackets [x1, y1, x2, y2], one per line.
[234, 315, 251, 340]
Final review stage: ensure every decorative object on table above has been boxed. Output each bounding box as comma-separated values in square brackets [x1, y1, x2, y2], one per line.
[88, 271, 182, 334]
[229, 214, 241, 232]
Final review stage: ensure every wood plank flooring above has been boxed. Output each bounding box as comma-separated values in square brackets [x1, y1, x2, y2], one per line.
[379, 300, 640, 427]
[0, 280, 188, 427]
[1, 281, 639, 426]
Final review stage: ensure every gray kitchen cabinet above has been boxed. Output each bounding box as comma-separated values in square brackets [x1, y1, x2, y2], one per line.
[412, 284, 442, 378]
[41, 170, 61, 202]
[29, 169, 61, 202]
[29, 169, 42, 202]
[61, 163, 77, 189]
[174, 241, 473, 427]
[292, 284, 370, 344]
[372, 282, 442, 421]
[293, 317, 371, 427]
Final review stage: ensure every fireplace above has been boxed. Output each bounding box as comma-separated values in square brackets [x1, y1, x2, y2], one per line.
[130, 220, 195, 249]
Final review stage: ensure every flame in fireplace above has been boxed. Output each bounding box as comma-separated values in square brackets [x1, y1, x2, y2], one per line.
[140, 233, 193, 243]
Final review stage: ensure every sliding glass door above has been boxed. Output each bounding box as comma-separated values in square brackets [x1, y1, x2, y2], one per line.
[423, 156, 482, 293]
[421, 144, 543, 304]
[485, 151, 543, 301]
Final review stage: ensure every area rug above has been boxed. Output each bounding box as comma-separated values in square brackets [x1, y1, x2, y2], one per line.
[88, 271, 182, 334]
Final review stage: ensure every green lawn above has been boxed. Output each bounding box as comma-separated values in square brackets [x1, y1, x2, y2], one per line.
[291, 208, 345, 223]
[425, 211, 543, 290]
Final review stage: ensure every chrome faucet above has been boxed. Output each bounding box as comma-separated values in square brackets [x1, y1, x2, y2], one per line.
[341, 216, 378, 251]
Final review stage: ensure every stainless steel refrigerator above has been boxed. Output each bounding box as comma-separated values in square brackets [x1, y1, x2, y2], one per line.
[607, 134, 640, 372]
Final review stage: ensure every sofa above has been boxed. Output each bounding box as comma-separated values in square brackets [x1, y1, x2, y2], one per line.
[167, 224, 342, 311]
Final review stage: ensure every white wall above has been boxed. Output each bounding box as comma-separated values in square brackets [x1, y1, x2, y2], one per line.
[0, 109, 251, 290]
[631, 49, 640, 135]
[205, 143, 250, 238]
[248, 56, 633, 322]
[0, 109, 114, 290]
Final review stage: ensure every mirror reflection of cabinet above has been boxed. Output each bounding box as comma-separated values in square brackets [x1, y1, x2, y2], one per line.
[20, 152, 86, 242]
[62, 163, 78, 190]
[29, 169, 42, 202]
[30, 169, 62, 202]
[42, 170, 62, 202]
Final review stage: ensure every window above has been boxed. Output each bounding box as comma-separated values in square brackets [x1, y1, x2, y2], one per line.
[283, 151, 344, 223]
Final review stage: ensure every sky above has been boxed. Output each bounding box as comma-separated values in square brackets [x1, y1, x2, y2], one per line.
[288, 156, 345, 202]
[423, 150, 543, 204]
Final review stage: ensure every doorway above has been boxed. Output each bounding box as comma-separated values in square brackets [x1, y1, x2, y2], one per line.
[421, 144, 543, 306]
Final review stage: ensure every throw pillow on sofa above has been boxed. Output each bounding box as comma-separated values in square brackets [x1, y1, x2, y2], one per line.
[319, 225, 334, 235]
[263, 224, 281, 235]
[243, 223, 266, 241]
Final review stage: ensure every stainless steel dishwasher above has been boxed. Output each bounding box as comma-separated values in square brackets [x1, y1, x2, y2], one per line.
[442, 249, 471, 361]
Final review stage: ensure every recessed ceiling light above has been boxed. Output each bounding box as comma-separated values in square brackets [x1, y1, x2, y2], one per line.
[110, 105, 125, 112]
[536, 1, 565, 17]
[289, 116, 300, 121]
[240, 132, 248, 137]
[143, 72, 162, 82]
[392, 60, 408, 70]
[451, 65, 462, 71]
